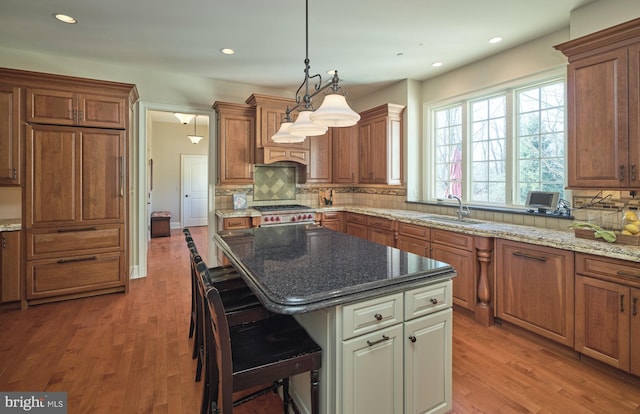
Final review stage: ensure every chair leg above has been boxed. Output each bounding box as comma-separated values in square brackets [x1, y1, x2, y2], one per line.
[282, 378, 289, 414]
[310, 369, 320, 414]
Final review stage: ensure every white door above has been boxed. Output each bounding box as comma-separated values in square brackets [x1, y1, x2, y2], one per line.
[181, 154, 208, 227]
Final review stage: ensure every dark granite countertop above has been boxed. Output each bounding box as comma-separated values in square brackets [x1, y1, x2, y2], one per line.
[213, 224, 456, 314]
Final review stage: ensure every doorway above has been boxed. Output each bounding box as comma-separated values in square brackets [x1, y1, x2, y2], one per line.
[181, 154, 208, 227]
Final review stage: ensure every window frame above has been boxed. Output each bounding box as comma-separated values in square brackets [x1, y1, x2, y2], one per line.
[422, 72, 567, 210]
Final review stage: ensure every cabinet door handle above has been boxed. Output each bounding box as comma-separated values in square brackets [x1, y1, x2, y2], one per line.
[617, 270, 640, 279]
[12, 167, 16, 180]
[367, 335, 390, 347]
[408, 335, 417, 343]
[374, 313, 383, 321]
[632, 164, 637, 181]
[78, 110, 84, 121]
[72, 109, 77, 121]
[633, 297, 638, 317]
[57, 226, 97, 233]
[619, 165, 625, 181]
[57, 256, 98, 264]
[512, 251, 547, 262]
[119, 156, 125, 197]
[1, 235, 6, 248]
[620, 294, 625, 313]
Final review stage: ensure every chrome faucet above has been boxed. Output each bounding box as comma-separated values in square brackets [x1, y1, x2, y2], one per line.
[448, 194, 470, 220]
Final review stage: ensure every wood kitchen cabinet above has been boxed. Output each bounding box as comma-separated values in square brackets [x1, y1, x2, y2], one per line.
[245, 94, 310, 165]
[332, 124, 358, 184]
[345, 212, 368, 240]
[0, 84, 21, 185]
[555, 18, 640, 189]
[216, 216, 254, 266]
[1, 230, 22, 306]
[27, 88, 127, 129]
[1, 68, 138, 305]
[496, 239, 575, 346]
[396, 222, 431, 258]
[431, 229, 477, 311]
[345, 213, 395, 247]
[306, 130, 333, 183]
[358, 104, 404, 185]
[574, 253, 640, 376]
[320, 211, 344, 232]
[213, 102, 255, 184]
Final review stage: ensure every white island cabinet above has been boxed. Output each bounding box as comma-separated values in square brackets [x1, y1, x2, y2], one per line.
[291, 280, 453, 414]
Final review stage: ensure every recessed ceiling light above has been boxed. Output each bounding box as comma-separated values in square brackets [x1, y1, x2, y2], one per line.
[53, 13, 77, 24]
[489, 37, 502, 44]
[432, 62, 443, 67]
[220, 48, 236, 55]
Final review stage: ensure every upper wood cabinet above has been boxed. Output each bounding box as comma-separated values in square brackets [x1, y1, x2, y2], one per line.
[213, 101, 255, 184]
[358, 103, 404, 185]
[332, 124, 358, 184]
[555, 18, 640, 189]
[0, 84, 21, 185]
[27, 88, 127, 129]
[307, 130, 333, 183]
[245, 94, 310, 165]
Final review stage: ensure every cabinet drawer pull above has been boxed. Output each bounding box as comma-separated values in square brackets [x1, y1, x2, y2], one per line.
[57, 256, 98, 264]
[119, 156, 125, 198]
[374, 313, 383, 321]
[57, 227, 98, 233]
[512, 251, 547, 262]
[617, 270, 640, 279]
[367, 335, 390, 346]
[620, 294, 625, 313]
[408, 335, 417, 343]
[633, 297, 638, 317]
[430, 298, 438, 305]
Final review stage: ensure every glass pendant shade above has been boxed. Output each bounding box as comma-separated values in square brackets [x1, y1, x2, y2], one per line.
[174, 113, 195, 124]
[187, 135, 203, 144]
[288, 110, 328, 137]
[271, 122, 306, 143]
[310, 93, 361, 127]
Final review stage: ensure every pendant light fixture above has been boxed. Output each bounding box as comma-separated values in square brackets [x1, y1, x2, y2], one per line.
[174, 113, 195, 125]
[187, 115, 204, 144]
[272, 0, 360, 142]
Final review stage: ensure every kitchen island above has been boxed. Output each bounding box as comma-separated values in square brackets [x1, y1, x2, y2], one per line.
[214, 224, 456, 414]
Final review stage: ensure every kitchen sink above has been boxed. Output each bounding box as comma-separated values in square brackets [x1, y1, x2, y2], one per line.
[420, 215, 484, 226]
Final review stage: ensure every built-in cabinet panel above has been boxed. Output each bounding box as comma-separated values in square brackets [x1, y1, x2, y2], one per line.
[332, 125, 358, 184]
[496, 240, 574, 346]
[431, 229, 476, 311]
[307, 130, 333, 183]
[358, 104, 404, 185]
[0, 85, 21, 185]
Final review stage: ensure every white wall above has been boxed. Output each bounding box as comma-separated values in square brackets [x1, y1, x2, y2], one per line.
[570, 0, 640, 39]
[0, 187, 21, 219]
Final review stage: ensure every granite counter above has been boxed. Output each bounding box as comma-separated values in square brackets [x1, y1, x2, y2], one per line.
[0, 219, 21, 232]
[213, 224, 456, 314]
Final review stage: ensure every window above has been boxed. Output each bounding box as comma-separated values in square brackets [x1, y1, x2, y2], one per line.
[429, 78, 565, 207]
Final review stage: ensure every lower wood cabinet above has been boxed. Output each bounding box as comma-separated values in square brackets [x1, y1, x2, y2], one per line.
[345, 213, 395, 247]
[26, 252, 125, 303]
[320, 211, 344, 233]
[1, 230, 22, 305]
[496, 239, 575, 346]
[396, 222, 430, 258]
[431, 229, 476, 311]
[575, 253, 640, 376]
[216, 216, 254, 265]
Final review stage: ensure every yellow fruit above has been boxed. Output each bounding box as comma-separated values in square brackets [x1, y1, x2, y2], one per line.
[621, 230, 633, 236]
[624, 210, 638, 222]
[624, 223, 640, 234]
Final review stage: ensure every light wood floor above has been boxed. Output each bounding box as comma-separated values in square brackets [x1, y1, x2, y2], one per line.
[1, 226, 639, 413]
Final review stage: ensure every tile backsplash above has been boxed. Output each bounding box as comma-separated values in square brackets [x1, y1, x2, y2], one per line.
[253, 165, 296, 201]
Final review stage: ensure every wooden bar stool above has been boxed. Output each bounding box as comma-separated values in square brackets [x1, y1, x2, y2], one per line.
[203, 284, 322, 414]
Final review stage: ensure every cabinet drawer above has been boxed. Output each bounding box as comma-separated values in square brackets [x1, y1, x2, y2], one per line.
[432, 229, 473, 251]
[404, 280, 452, 320]
[322, 211, 342, 221]
[27, 225, 124, 259]
[341, 292, 403, 340]
[26, 252, 125, 300]
[576, 253, 640, 285]
[346, 212, 367, 225]
[367, 216, 394, 231]
[223, 217, 251, 229]
[397, 222, 430, 240]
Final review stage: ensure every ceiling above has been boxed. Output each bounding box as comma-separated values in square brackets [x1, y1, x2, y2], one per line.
[0, 0, 595, 102]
